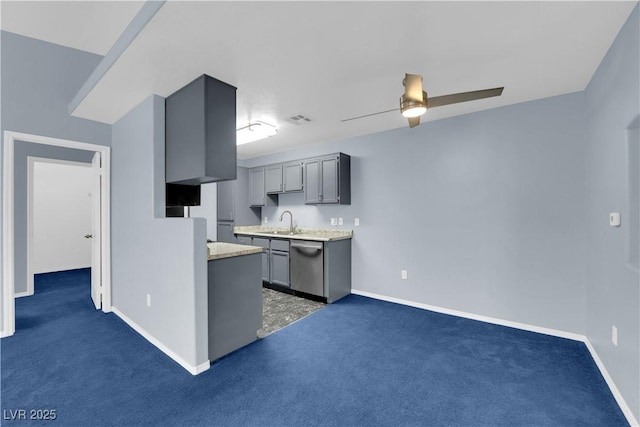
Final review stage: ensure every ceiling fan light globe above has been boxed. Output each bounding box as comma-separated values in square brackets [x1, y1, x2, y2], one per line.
[401, 106, 427, 118]
[400, 95, 427, 118]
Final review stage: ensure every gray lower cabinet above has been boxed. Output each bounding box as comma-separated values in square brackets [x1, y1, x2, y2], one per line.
[237, 236, 252, 245]
[270, 239, 290, 287]
[235, 233, 352, 303]
[252, 237, 270, 282]
[217, 221, 235, 243]
[208, 253, 262, 361]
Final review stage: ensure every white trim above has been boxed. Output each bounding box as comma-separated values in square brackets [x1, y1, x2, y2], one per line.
[585, 339, 640, 427]
[1, 131, 112, 338]
[13, 291, 29, 299]
[351, 289, 585, 341]
[351, 289, 639, 427]
[111, 306, 210, 376]
[26, 157, 92, 297]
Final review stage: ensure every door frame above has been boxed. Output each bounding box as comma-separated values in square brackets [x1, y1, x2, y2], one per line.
[2, 131, 112, 338]
[24, 157, 94, 298]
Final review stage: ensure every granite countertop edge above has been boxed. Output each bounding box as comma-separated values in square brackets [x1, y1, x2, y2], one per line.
[207, 242, 265, 261]
[233, 226, 353, 242]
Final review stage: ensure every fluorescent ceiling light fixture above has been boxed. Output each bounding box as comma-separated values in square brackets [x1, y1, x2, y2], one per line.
[236, 121, 278, 145]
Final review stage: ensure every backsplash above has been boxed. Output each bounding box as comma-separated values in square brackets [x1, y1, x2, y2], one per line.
[261, 192, 356, 231]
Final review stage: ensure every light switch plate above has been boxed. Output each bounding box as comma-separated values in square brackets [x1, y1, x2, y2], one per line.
[338, 217, 343, 225]
[610, 212, 621, 227]
[355, 218, 360, 226]
[330, 218, 337, 226]
[264, 217, 268, 224]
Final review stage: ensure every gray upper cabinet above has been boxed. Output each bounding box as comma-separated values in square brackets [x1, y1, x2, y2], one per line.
[265, 164, 283, 194]
[216, 179, 235, 221]
[216, 167, 261, 226]
[166, 74, 237, 185]
[249, 168, 266, 206]
[304, 153, 350, 205]
[266, 162, 303, 194]
[304, 159, 320, 204]
[283, 162, 304, 192]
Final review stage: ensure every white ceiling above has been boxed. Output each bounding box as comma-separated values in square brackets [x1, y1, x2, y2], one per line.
[1, 1, 637, 159]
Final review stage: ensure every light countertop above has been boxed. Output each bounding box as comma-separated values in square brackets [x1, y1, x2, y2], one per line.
[207, 242, 265, 261]
[234, 226, 352, 242]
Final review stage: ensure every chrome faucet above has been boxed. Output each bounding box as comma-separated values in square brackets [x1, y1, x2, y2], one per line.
[279, 210, 296, 234]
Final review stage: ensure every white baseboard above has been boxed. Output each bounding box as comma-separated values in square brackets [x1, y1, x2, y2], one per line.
[14, 291, 30, 299]
[351, 289, 585, 341]
[584, 339, 640, 427]
[111, 306, 210, 376]
[351, 289, 639, 426]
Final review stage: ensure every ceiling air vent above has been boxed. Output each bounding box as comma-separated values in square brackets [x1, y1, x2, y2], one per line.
[288, 114, 312, 124]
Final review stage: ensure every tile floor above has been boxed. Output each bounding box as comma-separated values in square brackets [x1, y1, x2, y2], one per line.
[258, 288, 325, 338]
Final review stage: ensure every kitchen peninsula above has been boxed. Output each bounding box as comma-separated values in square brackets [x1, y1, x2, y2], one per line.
[207, 242, 264, 361]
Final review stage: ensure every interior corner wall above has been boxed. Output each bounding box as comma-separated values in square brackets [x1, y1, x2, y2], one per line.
[111, 95, 208, 371]
[244, 90, 588, 336]
[0, 31, 111, 333]
[584, 3, 640, 421]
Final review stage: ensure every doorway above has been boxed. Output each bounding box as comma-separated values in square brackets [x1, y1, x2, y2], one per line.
[25, 158, 94, 297]
[2, 131, 111, 337]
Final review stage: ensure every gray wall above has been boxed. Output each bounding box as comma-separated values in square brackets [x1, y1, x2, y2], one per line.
[0, 31, 111, 332]
[111, 95, 209, 370]
[243, 91, 588, 335]
[585, 3, 640, 420]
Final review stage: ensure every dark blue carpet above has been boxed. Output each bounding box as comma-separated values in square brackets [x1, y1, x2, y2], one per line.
[1, 269, 628, 427]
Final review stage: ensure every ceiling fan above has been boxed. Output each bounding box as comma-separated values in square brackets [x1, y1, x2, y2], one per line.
[341, 73, 504, 128]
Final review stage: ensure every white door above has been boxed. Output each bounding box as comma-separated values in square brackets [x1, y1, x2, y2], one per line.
[90, 152, 102, 309]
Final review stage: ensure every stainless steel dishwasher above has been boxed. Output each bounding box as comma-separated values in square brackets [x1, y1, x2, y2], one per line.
[290, 240, 324, 296]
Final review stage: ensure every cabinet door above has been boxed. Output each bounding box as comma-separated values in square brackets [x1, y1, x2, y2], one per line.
[265, 164, 283, 193]
[304, 159, 320, 204]
[283, 162, 303, 192]
[237, 236, 252, 245]
[216, 180, 235, 221]
[252, 237, 270, 282]
[320, 156, 339, 203]
[249, 168, 266, 206]
[216, 222, 236, 243]
[270, 250, 290, 287]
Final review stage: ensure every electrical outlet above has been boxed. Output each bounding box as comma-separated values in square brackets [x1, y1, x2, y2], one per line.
[264, 217, 268, 224]
[612, 325, 618, 346]
[355, 218, 360, 226]
[401, 270, 408, 280]
[146, 294, 151, 307]
[331, 218, 337, 225]
[338, 217, 343, 225]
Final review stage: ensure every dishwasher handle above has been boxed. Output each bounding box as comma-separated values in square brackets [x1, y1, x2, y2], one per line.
[290, 241, 323, 252]
[289, 242, 322, 256]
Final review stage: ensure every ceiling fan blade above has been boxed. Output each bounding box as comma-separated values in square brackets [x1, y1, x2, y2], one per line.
[427, 87, 504, 108]
[341, 108, 399, 122]
[408, 116, 420, 128]
[404, 73, 424, 102]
